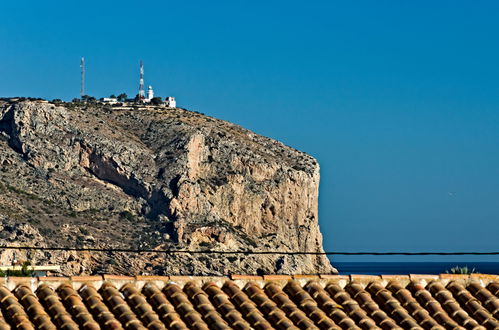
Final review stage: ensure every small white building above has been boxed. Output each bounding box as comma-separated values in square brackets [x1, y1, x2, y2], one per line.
[146, 86, 154, 101]
[165, 96, 176, 108]
[101, 97, 118, 104]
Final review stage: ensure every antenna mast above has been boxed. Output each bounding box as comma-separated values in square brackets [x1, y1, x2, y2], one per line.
[80, 57, 85, 98]
[139, 60, 145, 100]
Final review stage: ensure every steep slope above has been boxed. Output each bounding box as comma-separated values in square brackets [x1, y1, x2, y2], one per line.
[0, 99, 335, 275]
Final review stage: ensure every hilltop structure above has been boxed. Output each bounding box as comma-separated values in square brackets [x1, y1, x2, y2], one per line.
[147, 85, 154, 102]
[83, 58, 177, 106]
[165, 96, 176, 108]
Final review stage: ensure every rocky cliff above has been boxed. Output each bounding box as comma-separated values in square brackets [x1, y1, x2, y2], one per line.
[0, 99, 335, 275]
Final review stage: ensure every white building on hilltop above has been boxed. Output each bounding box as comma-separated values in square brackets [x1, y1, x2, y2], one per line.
[146, 86, 154, 101]
[165, 96, 176, 108]
[101, 97, 118, 104]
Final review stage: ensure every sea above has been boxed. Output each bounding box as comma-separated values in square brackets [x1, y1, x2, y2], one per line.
[333, 262, 499, 275]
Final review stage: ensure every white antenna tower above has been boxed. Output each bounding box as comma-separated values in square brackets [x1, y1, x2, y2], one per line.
[80, 57, 85, 98]
[139, 60, 145, 99]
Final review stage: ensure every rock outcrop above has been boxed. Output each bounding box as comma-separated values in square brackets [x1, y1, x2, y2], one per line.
[0, 99, 335, 275]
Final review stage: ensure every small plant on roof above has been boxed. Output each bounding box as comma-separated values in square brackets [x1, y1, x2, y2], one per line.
[0, 261, 35, 277]
[446, 265, 476, 274]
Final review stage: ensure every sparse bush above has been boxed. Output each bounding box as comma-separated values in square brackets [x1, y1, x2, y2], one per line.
[0, 261, 35, 277]
[119, 211, 135, 221]
[150, 97, 163, 105]
[199, 241, 211, 248]
[39, 228, 53, 236]
[79, 227, 89, 235]
[76, 235, 85, 244]
[446, 266, 476, 274]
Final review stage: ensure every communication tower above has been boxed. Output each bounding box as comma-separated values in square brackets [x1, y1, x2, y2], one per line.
[138, 60, 145, 100]
[80, 57, 85, 98]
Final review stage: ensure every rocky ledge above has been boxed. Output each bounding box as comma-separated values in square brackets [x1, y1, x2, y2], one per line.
[0, 99, 335, 275]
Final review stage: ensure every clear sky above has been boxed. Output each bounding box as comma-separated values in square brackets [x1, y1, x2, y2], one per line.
[1, 1, 498, 264]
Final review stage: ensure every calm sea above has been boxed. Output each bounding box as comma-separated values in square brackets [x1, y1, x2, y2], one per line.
[333, 262, 499, 275]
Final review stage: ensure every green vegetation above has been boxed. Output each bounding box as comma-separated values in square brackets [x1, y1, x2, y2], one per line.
[199, 241, 211, 248]
[150, 97, 163, 105]
[0, 262, 35, 277]
[5, 184, 42, 201]
[79, 227, 90, 235]
[446, 265, 476, 274]
[119, 211, 135, 221]
[81, 95, 96, 103]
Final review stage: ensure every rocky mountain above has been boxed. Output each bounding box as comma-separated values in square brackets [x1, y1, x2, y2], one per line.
[0, 99, 335, 275]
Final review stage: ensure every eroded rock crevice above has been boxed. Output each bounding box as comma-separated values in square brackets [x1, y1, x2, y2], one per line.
[83, 148, 174, 222]
[0, 105, 24, 155]
[0, 99, 335, 275]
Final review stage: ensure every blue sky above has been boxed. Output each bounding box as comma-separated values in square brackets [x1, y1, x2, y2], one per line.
[1, 1, 498, 263]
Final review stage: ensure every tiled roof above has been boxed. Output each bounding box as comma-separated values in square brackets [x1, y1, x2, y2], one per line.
[0, 274, 496, 329]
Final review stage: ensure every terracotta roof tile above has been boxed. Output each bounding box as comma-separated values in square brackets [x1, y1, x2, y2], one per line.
[244, 281, 298, 329]
[15, 284, 56, 330]
[135, 276, 170, 282]
[325, 282, 380, 328]
[183, 281, 230, 329]
[446, 281, 499, 329]
[264, 282, 319, 329]
[163, 283, 209, 329]
[345, 282, 401, 329]
[0, 274, 493, 329]
[230, 275, 263, 281]
[467, 282, 499, 319]
[36, 284, 80, 330]
[121, 283, 166, 329]
[262, 275, 292, 281]
[291, 274, 320, 280]
[103, 275, 135, 281]
[365, 281, 421, 329]
[70, 275, 103, 282]
[319, 274, 349, 281]
[386, 281, 443, 329]
[438, 274, 470, 280]
[349, 275, 381, 282]
[79, 284, 124, 329]
[100, 282, 147, 329]
[470, 273, 499, 282]
[142, 283, 188, 329]
[222, 281, 273, 329]
[284, 280, 339, 329]
[202, 282, 251, 329]
[407, 281, 464, 329]
[57, 283, 100, 330]
[408, 274, 439, 282]
[0, 285, 34, 330]
[426, 280, 484, 328]
[37, 276, 70, 282]
[487, 281, 499, 295]
[304, 281, 360, 329]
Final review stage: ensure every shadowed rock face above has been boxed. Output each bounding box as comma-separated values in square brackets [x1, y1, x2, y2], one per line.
[0, 99, 335, 275]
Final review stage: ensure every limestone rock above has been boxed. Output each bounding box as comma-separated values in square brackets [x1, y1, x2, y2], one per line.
[0, 99, 335, 275]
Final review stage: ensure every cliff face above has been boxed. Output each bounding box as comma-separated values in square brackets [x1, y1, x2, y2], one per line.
[0, 99, 334, 275]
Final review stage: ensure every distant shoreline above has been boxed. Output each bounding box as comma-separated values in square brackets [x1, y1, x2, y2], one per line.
[335, 261, 499, 275]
